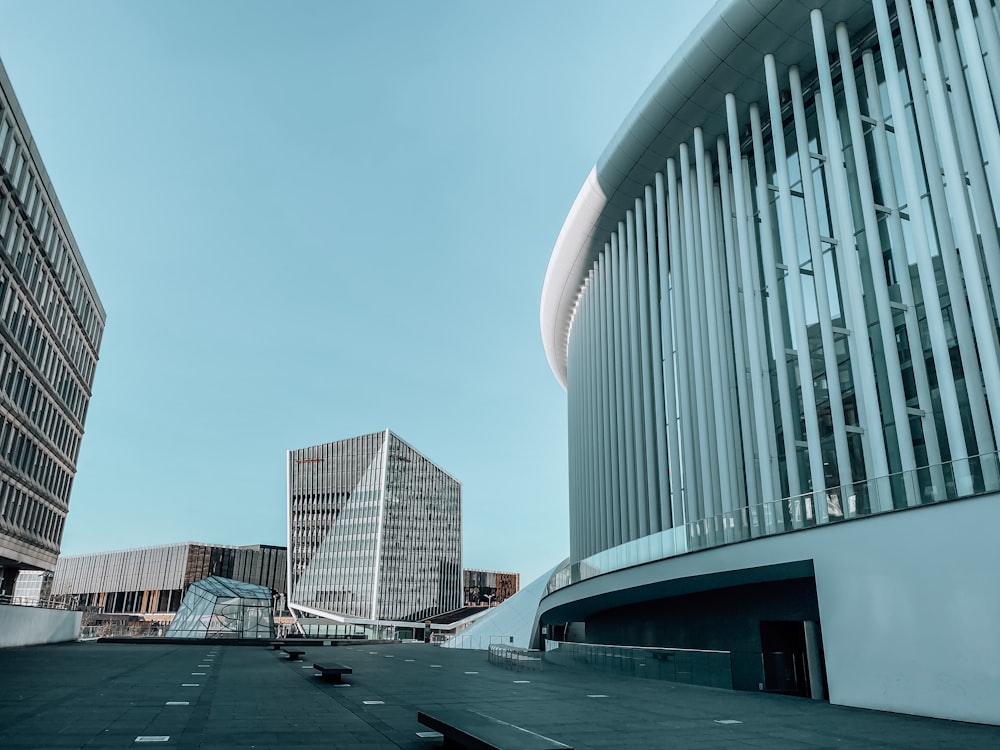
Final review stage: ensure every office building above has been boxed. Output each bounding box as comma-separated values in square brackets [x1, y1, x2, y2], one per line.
[463, 569, 519, 607]
[538, 0, 1000, 724]
[51, 542, 286, 615]
[287, 430, 461, 634]
[0, 57, 106, 595]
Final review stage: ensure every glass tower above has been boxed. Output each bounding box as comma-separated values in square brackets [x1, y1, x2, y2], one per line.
[287, 430, 461, 625]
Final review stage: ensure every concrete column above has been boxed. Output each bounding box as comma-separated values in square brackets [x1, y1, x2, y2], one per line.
[764, 54, 826, 525]
[646, 184, 672, 530]
[804, 620, 825, 700]
[656, 170, 684, 528]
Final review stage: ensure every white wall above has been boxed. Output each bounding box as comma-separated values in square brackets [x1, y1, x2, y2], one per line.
[812, 495, 1000, 724]
[0, 604, 81, 648]
[539, 493, 1000, 724]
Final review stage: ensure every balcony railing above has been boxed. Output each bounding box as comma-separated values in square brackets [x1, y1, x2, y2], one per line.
[546, 452, 1000, 596]
[0, 594, 68, 610]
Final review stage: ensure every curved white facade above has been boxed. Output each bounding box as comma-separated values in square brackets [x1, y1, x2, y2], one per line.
[540, 0, 1000, 724]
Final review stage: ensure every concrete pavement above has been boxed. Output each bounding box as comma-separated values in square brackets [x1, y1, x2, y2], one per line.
[1, 640, 998, 749]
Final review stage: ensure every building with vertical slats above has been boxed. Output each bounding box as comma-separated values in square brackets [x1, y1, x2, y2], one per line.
[0, 56, 106, 597]
[50, 542, 286, 615]
[463, 569, 520, 607]
[287, 430, 461, 634]
[538, 0, 1000, 725]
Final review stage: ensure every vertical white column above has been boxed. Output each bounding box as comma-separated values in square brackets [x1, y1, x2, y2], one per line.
[635, 196, 662, 533]
[571, 285, 584, 556]
[600, 245, 623, 547]
[884, 0, 987, 476]
[717, 134, 760, 521]
[835, 24, 918, 491]
[742, 154, 782, 505]
[811, 8, 891, 510]
[860, 49, 945, 498]
[580, 273, 594, 555]
[932, 0, 1000, 395]
[695, 128, 737, 520]
[912, 0, 1000, 462]
[668, 158, 698, 529]
[931, 0, 1000, 343]
[616, 221, 640, 542]
[951, 0, 1000, 223]
[566, 306, 580, 559]
[750, 102, 801, 519]
[584, 273, 597, 555]
[646, 184, 672, 530]
[609, 235, 629, 544]
[764, 54, 826, 524]
[625, 210, 650, 538]
[679, 144, 716, 533]
[788, 65, 852, 512]
[711, 184, 745, 517]
[656, 170, 685, 528]
[973, 0, 1000, 114]
[595, 253, 614, 552]
[578, 293, 590, 555]
[590, 275, 602, 552]
[725, 93, 779, 533]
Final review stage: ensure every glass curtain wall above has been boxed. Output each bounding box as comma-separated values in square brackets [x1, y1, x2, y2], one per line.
[288, 430, 462, 623]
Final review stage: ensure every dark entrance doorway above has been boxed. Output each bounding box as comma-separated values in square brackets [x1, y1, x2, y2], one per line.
[760, 620, 824, 697]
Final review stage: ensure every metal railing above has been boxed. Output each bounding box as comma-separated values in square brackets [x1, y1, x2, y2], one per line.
[444, 634, 519, 650]
[0, 594, 68, 610]
[544, 641, 732, 689]
[546, 452, 1000, 595]
[488, 643, 544, 672]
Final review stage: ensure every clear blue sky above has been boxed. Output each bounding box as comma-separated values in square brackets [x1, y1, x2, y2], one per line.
[0, 1, 704, 585]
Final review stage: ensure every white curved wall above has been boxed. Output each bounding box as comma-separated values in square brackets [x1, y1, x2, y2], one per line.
[539, 492, 1000, 724]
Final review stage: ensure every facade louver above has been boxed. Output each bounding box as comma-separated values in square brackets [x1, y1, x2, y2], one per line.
[0, 57, 105, 593]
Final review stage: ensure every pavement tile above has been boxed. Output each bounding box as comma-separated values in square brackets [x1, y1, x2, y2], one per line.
[2, 641, 1000, 749]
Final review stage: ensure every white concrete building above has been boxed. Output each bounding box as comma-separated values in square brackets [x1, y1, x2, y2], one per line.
[539, 0, 1000, 725]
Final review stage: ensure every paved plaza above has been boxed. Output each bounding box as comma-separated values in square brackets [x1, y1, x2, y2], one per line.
[1, 640, 998, 749]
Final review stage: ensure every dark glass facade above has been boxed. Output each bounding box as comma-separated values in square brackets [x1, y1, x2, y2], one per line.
[288, 430, 462, 624]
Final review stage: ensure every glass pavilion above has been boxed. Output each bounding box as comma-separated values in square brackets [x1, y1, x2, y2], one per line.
[165, 576, 275, 639]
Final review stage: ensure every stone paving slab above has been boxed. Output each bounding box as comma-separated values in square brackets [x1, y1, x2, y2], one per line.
[1, 641, 999, 748]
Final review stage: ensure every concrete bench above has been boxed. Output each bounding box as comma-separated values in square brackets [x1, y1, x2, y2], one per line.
[313, 662, 352, 683]
[269, 641, 284, 650]
[281, 647, 305, 662]
[417, 708, 572, 750]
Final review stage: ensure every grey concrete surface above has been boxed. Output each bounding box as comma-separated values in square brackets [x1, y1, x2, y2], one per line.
[1, 641, 998, 749]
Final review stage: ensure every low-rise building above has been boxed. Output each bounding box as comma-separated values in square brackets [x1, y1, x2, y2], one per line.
[51, 542, 286, 616]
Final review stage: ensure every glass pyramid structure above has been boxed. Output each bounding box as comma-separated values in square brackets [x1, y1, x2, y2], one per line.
[165, 575, 275, 639]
